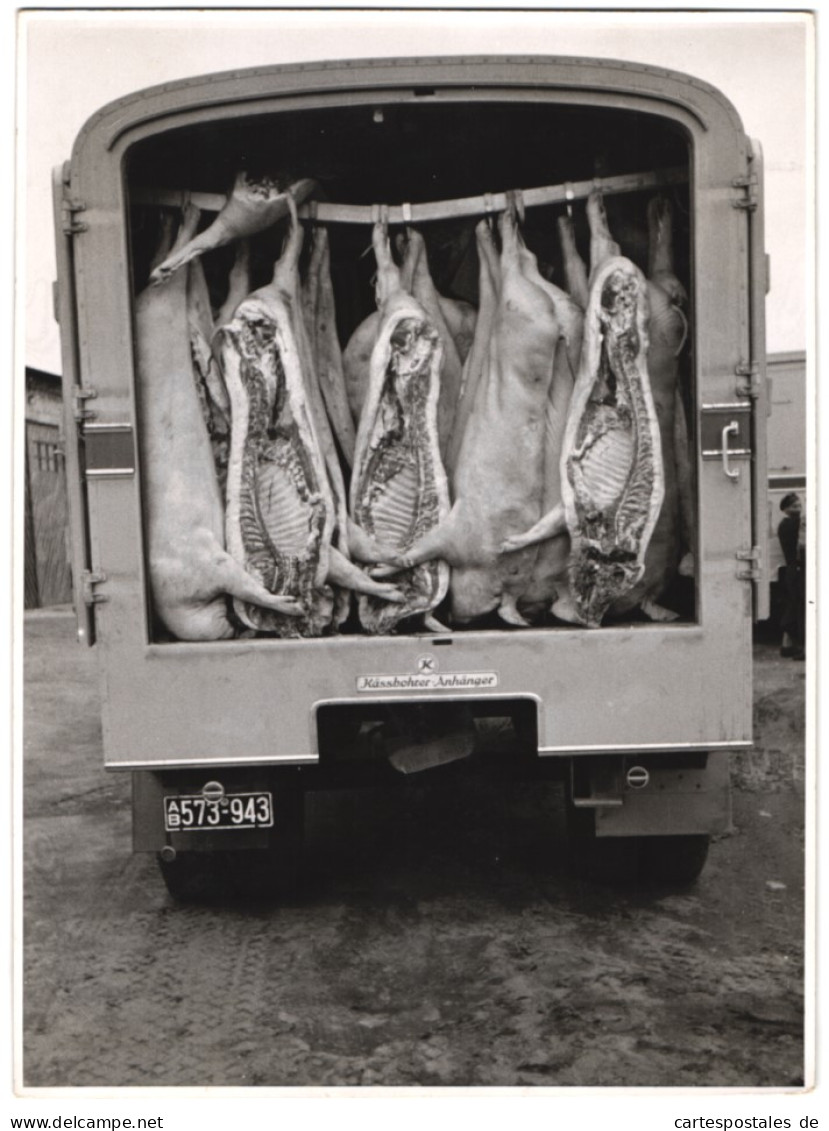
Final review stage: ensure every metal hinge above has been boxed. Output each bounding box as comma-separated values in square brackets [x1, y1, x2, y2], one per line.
[736, 547, 762, 582]
[735, 359, 761, 398]
[81, 569, 108, 606]
[73, 385, 98, 423]
[732, 174, 759, 212]
[61, 197, 88, 235]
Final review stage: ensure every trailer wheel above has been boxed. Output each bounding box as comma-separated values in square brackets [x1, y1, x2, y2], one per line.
[565, 808, 641, 884]
[158, 790, 304, 903]
[638, 834, 710, 885]
[566, 809, 710, 887]
[157, 847, 299, 903]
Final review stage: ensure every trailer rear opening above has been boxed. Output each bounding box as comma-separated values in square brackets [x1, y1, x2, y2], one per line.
[124, 97, 697, 642]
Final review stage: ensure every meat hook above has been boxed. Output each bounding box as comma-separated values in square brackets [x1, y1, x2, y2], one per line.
[514, 188, 525, 224]
[279, 192, 300, 254]
[174, 190, 193, 230]
[370, 202, 390, 235]
[483, 192, 496, 230]
[505, 189, 525, 226]
[361, 203, 389, 259]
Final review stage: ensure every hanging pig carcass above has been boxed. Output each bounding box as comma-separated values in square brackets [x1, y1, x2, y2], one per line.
[350, 223, 451, 634]
[560, 251, 665, 628]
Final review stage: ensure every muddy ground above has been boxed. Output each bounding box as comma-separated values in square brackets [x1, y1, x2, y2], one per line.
[22, 610, 806, 1089]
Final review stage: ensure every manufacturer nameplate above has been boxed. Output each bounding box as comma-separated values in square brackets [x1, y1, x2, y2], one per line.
[357, 672, 498, 692]
[357, 654, 498, 692]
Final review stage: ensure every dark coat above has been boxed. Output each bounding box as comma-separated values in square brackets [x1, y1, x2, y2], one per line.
[778, 513, 804, 645]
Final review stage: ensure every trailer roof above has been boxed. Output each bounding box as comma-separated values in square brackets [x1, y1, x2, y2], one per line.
[72, 54, 746, 162]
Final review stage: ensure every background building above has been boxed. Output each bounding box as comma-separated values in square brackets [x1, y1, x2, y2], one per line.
[24, 367, 71, 608]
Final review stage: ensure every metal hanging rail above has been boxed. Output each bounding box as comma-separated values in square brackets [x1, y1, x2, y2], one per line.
[131, 165, 687, 223]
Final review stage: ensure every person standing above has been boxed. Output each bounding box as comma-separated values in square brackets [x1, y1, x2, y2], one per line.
[777, 492, 805, 660]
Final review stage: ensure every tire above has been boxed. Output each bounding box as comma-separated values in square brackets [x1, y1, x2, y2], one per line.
[158, 790, 304, 903]
[566, 808, 710, 887]
[566, 807, 642, 884]
[638, 834, 710, 886]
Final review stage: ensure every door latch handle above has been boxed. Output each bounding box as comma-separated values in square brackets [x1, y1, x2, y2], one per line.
[722, 421, 741, 480]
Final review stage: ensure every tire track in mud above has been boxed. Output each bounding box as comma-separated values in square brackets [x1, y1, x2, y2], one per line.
[25, 801, 804, 1087]
[24, 842, 804, 1088]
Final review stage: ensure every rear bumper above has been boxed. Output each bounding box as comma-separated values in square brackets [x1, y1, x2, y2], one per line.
[132, 745, 733, 852]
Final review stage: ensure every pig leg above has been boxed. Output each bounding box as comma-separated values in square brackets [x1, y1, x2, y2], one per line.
[551, 584, 584, 625]
[211, 551, 305, 616]
[501, 502, 566, 553]
[314, 231, 358, 466]
[150, 221, 223, 285]
[586, 192, 621, 279]
[302, 228, 322, 345]
[498, 591, 532, 628]
[150, 174, 317, 285]
[641, 597, 681, 623]
[346, 517, 407, 566]
[423, 613, 451, 634]
[558, 213, 589, 310]
[445, 220, 499, 476]
[648, 196, 688, 307]
[148, 210, 177, 276]
[368, 511, 457, 577]
[406, 227, 464, 456]
[217, 238, 252, 327]
[327, 546, 405, 602]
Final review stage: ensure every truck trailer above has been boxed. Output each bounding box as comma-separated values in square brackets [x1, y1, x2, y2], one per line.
[52, 56, 770, 900]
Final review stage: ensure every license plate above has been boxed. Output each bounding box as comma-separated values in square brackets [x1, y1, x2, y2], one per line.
[164, 792, 274, 832]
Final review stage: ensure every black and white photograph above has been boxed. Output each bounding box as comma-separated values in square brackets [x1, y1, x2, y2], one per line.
[15, 5, 815, 1119]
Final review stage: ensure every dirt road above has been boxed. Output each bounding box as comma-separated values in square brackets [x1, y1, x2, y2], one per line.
[22, 610, 805, 1088]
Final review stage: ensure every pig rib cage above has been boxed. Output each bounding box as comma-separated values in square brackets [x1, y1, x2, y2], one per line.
[131, 164, 688, 223]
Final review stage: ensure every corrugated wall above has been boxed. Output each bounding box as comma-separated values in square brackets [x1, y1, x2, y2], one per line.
[26, 421, 72, 607]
